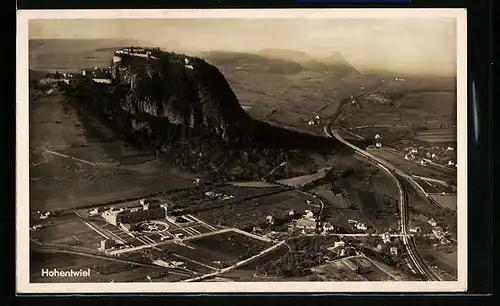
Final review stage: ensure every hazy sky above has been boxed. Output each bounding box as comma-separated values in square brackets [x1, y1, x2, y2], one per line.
[29, 18, 457, 76]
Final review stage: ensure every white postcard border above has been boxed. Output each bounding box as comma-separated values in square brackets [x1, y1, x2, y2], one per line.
[16, 8, 468, 293]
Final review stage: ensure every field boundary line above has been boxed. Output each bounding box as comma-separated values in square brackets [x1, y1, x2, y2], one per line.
[171, 253, 218, 271]
[41, 148, 170, 175]
[182, 240, 286, 282]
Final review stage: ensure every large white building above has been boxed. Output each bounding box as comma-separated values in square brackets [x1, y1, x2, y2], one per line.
[322, 222, 335, 232]
[101, 207, 125, 226]
[101, 200, 168, 227]
[114, 47, 159, 59]
[382, 232, 391, 244]
[356, 223, 368, 231]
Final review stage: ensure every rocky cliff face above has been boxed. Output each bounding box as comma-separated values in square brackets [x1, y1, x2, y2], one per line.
[65, 48, 341, 154]
[112, 51, 254, 143]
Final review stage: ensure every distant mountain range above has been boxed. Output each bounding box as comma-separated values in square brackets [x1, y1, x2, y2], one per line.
[256, 48, 360, 75]
[30, 39, 359, 76]
[201, 48, 360, 76]
[257, 48, 313, 63]
[202, 51, 305, 75]
[29, 39, 146, 53]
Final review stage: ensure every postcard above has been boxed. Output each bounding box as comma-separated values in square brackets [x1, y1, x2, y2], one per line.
[16, 8, 467, 293]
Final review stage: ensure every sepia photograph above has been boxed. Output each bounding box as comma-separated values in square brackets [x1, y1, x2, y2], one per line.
[16, 9, 467, 293]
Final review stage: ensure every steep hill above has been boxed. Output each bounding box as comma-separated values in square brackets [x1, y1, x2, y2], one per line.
[58, 48, 356, 181]
[65, 48, 343, 152]
[320, 51, 360, 75]
[113, 51, 255, 144]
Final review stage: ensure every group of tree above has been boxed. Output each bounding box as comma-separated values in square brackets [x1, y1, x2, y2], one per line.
[256, 236, 337, 277]
[60, 77, 318, 182]
[432, 207, 457, 234]
[376, 193, 399, 214]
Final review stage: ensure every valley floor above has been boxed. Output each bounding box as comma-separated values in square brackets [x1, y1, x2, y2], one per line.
[29, 90, 195, 211]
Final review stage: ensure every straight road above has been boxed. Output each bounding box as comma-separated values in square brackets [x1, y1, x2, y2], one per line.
[181, 240, 287, 282]
[107, 228, 235, 255]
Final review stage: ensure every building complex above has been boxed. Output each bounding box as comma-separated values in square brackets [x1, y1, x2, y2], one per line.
[101, 198, 169, 231]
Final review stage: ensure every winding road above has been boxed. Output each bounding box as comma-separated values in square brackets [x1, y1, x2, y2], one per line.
[325, 126, 440, 281]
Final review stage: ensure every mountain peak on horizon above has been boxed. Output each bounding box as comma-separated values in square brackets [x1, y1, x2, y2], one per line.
[253, 48, 359, 76]
[258, 48, 308, 55]
[323, 50, 348, 63]
[320, 51, 360, 75]
[257, 48, 312, 62]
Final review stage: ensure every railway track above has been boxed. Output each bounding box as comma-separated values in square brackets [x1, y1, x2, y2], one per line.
[327, 127, 440, 281]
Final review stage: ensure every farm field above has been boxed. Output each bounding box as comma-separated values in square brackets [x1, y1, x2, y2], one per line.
[205, 52, 455, 139]
[311, 185, 346, 209]
[29, 90, 195, 211]
[412, 177, 456, 194]
[31, 215, 100, 246]
[155, 242, 232, 270]
[420, 249, 458, 280]
[188, 230, 272, 261]
[164, 185, 293, 212]
[430, 194, 457, 210]
[356, 189, 379, 217]
[342, 78, 456, 129]
[236, 244, 290, 271]
[415, 128, 457, 143]
[309, 156, 401, 232]
[401, 178, 437, 216]
[143, 229, 278, 275]
[310, 255, 397, 281]
[151, 249, 216, 275]
[193, 189, 320, 230]
[318, 189, 399, 232]
[209, 53, 365, 119]
[228, 181, 281, 188]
